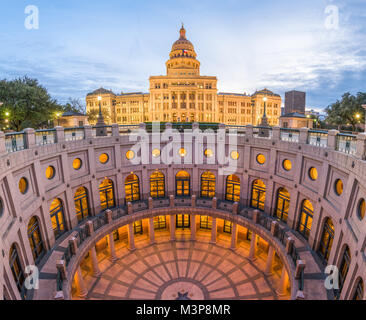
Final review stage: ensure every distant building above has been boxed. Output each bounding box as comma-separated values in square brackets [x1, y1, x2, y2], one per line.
[280, 112, 313, 129]
[59, 111, 89, 127]
[285, 90, 306, 115]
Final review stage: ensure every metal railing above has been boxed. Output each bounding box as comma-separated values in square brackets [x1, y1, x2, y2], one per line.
[35, 129, 56, 146]
[5, 132, 26, 153]
[280, 128, 300, 143]
[307, 130, 328, 148]
[336, 133, 357, 155]
[64, 128, 85, 141]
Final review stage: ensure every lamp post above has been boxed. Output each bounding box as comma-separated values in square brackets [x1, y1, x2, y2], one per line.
[259, 96, 270, 137]
[96, 95, 107, 136]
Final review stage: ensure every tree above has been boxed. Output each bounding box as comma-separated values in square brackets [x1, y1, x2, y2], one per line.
[0, 77, 62, 131]
[62, 98, 86, 114]
[325, 92, 366, 132]
[86, 108, 111, 125]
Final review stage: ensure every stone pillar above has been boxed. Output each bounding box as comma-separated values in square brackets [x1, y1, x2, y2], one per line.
[149, 217, 155, 244]
[285, 237, 295, 255]
[90, 246, 101, 277]
[0, 131, 6, 155]
[299, 127, 309, 144]
[170, 215, 176, 241]
[271, 221, 279, 237]
[277, 266, 288, 296]
[112, 124, 120, 137]
[272, 127, 281, 141]
[24, 128, 36, 148]
[252, 209, 261, 224]
[76, 266, 88, 298]
[356, 133, 366, 160]
[56, 260, 67, 280]
[69, 237, 78, 255]
[233, 202, 238, 215]
[249, 232, 257, 260]
[128, 223, 136, 251]
[212, 197, 217, 209]
[191, 194, 196, 208]
[127, 202, 133, 215]
[190, 214, 196, 241]
[83, 125, 93, 139]
[108, 233, 117, 262]
[55, 126, 65, 143]
[210, 217, 217, 244]
[230, 223, 238, 249]
[327, 130, 339, 150]
[265, 246, 275, 275]
[169, 195, 175, 208]
[295, 260, 306, 279]
[246, 125, 253, 138]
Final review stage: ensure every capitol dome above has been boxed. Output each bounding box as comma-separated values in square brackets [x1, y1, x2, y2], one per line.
[169, 25, 197, 59]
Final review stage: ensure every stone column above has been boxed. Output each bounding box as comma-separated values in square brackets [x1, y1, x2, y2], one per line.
[76, 266, 88, 298]
[111, 124, 120, 137]
[0, 131, 6, 155]
[356, 133, 366, 160]
[272, 126, 281, 141]
[299, 127, 309, 144]
[55, 126, 65, 143]
[277, 266, 288, 296]
[108, 233, 117, 262]
[170, 215, 176, 241]
[128, 223, 136, 251]
[83, 125, 93, 139]
[265, 246, 275, 275]
[210, 217, 217, 244]
[24, 128, 36, 148]
[327, 130, 339, 150]
[149, 217, 155, 244]
[90, 246, 101, 277]
[249, 232, 257, 260]
[230, 223, 238, 249]
[190, 214, 196, 241]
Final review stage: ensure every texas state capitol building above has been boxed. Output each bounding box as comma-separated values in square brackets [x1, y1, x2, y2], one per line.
[86, 26, 281, 126]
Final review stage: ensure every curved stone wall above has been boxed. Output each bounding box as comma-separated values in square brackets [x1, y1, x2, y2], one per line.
[0, 124, 366, 300]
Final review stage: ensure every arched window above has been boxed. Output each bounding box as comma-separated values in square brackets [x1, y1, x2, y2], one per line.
[251, 180, 266, 211]
[50, 198, 66, 239]
[74, 187, 89, 223]
[150, 171, 165, 199]
[338, 246, 351, 297]
[9, 244, 25, 295]
[176, 171, 190, 197]
[27, 217, 45, 262]
[225, 175, 240, 202]
[176, 214, 190, 229]
[201, 171, 216, 198]
[353, 278, 364, 300]
[275, 188, 290, 222]
[125, 174, 140, 203]
[297, 200, 314, 240]
[318, 218, 334, 262]
[99, 179, 115, 209]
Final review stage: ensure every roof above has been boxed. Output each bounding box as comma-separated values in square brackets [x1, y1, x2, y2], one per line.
[218, 92, 251, 97]
[87, 87, 115, 96]
[252, 88, 281, 98]
[281, 112, 307, 118]
[62, 111, 87, 117]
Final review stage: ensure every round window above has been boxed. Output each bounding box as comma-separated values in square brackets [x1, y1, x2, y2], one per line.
[99, 153, 109, 164]
[179, 148, 187, 157]
[73, 158, 82, 170]
[358, 199, 366, 220]
[309, 167, 318, 181]
[231, 151, 239, 160]
[126, 150, 135, 160]
[256, 154, 266, 165]
[45, 166, 55, 180]
[205, 149, 214, 158]
[283, 159, 292, 171]
[19, 177, 28, 194]
[334, 179, 343, 196]
[152, 149, 161, 158]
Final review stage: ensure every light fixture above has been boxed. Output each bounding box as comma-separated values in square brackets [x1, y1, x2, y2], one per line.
[98, 96, 102, 101]
[263, 97, 268, 102]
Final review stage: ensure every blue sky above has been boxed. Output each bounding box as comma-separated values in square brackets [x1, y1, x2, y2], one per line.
[0, 0, 365, 111]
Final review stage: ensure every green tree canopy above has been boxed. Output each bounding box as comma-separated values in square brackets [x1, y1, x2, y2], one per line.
[325, 92, 366, 131]
[0, 77, 62, 131]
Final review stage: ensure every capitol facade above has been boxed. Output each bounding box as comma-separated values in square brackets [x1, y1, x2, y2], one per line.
[86, 26, 282, 126]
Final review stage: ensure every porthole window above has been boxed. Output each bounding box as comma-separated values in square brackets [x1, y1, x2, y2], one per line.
[73, 158, 82, 170]
[0, 198, 4, 218]
[19, 177, 28, 194]
[309, 167, 318, 181]
[334, 179, 343, 196]
[204, 149, 214, 158]
[45, 166, 55, 180]
[99, 153, 109, 164]
[231, 151, 239, 160]
[283, 159, 292, 171]
[179, 148, 187, 157]
[152, 149, 161, 158]
[358, 199, 365, 220]
[256, 154, 266, 165]
[126, 150, 135, 160]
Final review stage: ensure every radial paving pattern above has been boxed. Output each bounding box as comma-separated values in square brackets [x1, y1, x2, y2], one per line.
[74, 233, 289, 300]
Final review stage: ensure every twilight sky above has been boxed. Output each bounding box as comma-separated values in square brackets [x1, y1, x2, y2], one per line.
[0, 0, 365, 111]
